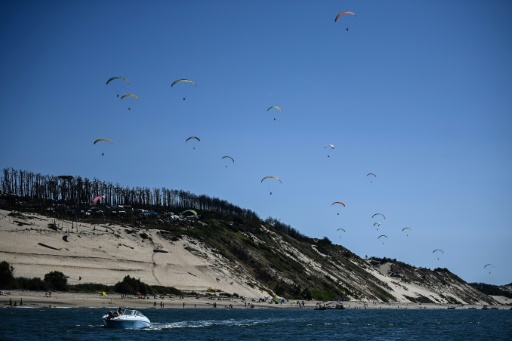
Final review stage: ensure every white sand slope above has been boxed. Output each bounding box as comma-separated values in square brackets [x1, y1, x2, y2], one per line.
[0, 210, 269, 298]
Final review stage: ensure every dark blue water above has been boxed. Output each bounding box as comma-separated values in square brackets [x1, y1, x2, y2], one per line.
[1, 307, 511, 341]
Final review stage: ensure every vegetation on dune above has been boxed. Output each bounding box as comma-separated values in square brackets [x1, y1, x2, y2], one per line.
[470, 282, 512, 299]
[0, 262, 184, 297]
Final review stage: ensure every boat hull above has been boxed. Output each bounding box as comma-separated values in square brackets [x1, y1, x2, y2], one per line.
[103, 319, 150, 329]
[102, 309, 151, 329]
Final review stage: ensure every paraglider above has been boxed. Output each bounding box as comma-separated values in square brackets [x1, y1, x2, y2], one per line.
[433, 249, 444, 260]
[334, 11, 356, 31]
[93, 138, 112, 156]
[267, 105, 282, 121]
[171, 79, 196, 100]
[378, 234, 388, 244]
[120, 93, 138, 110]
[186, 136, 200, 149]
[373, 222, 381, 230]
[338, 227, 346, 237]
[222, 156, 235, 167]
[367, 173, 376, 183]
[402, 227, 412, 236]
[484, 264, 495, 274]
[331, 201, 345, 215]
[324, 144, 334, 157]
[261, 175, 282, 195]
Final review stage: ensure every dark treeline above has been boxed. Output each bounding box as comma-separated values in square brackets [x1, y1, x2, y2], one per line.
[1, 167, 309, 241]
[0, 167, 259, 221]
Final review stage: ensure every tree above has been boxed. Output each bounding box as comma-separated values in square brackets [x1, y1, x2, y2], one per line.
[114, 275, 152, 296]
[44, 271, 68, 291]
[0, 261, 15, 288]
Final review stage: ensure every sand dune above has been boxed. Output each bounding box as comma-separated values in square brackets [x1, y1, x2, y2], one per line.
[0, 210, 268, 298]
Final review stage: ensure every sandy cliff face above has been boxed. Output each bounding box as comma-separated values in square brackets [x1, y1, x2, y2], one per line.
[0, 210, 269, 298]
[0, 210, 497, 305]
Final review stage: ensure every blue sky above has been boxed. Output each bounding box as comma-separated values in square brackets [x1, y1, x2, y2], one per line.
[1, 1, 511, 285]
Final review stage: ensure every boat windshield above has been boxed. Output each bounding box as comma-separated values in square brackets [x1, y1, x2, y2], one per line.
[123, 309, 144, 317]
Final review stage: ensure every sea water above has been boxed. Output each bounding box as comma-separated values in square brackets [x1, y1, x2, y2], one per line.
[1, 307, 511, 340]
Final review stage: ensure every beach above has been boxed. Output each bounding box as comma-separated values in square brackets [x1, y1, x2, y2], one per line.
[2, 290, 509, 311]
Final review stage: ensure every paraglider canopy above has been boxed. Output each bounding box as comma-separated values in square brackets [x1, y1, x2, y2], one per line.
[171, 79, 196, 87]
[267, 105, 282, 112]
[106, 76, 130, 85]
[181, 209, 198, 216]
[261, 175, 282, 183]
[222, 156, 234, 163]
[372, 213, 386, 220]
[334, 11, 356, 22]
[93, 138, 113, 145]
[120, 93, 138, 100]
[93, 195, 105, 205]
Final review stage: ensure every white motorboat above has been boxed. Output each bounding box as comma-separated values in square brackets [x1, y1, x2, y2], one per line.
[103, 308, 150, 329]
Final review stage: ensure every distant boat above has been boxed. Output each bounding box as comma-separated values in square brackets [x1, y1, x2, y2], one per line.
[103, 309, 150, 329]
[315, 301, 345, 310]
[326, 302, 345, 310]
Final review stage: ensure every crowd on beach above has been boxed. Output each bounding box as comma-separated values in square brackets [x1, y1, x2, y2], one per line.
[2, 290, 510, 310]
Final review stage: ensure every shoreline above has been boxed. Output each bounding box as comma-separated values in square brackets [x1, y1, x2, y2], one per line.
[2, 291, 509, 310]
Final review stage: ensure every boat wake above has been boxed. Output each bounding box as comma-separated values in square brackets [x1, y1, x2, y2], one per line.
[149, 317, 289, 330]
